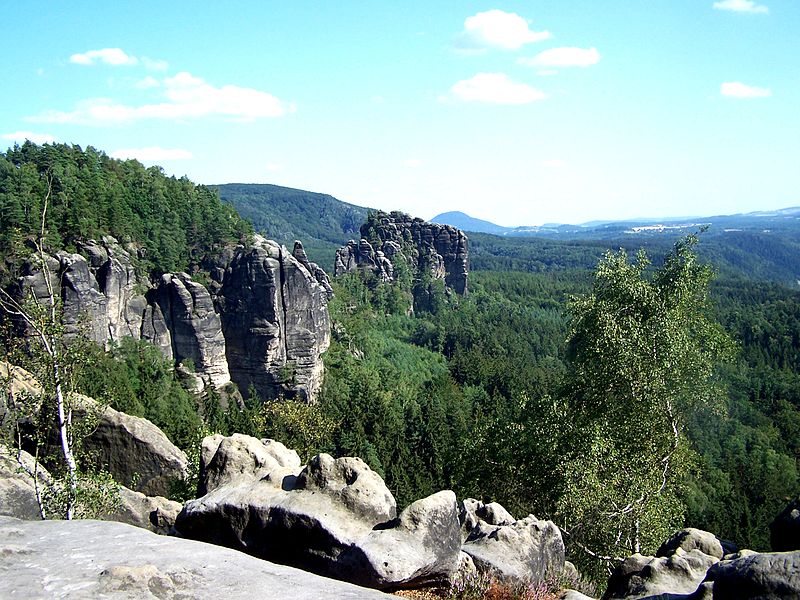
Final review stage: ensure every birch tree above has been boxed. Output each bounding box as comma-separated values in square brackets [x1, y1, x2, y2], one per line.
[557, 235, 733, 577]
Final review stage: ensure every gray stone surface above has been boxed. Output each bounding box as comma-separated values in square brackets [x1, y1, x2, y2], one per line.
[462, 513, 565, 585]
[198, 433, 301, 496]
[770, 498, 800, 552]
[102, 486, 183, 535]
[0, 446, 50, 520]
[217, 235, 331, 402]
[0, 516, 389, 599]
[176, 442, 461, 589]
[657, 528, 727, 560]
[80, 398, 188, 497]
[602, 549, 718, 600]
[704, 550, 800, 599]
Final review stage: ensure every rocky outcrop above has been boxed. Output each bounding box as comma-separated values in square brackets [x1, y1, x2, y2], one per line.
[334, 211, 469, 296]
[198, 433, 302, 496]
[705, 550, 800, 599]
[602, 549, 719, 599]
[0, 516, 390, 599]
[12, 234, 332, 402]
[656, 527, 732, 560]
[770, 498, 800, 552]
[216, 235, 331, 402]
[458, 498, 564, 585]
[0, 446, 50, 520]
[102, 486, 183, 535]
[150, 272, 230, 389]
[78, 397, 188, 497]
[175, 434, 461, 589]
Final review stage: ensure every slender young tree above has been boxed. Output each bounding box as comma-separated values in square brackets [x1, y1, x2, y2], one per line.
[0, 179, 79, 519]
[557, 235, 734, 577]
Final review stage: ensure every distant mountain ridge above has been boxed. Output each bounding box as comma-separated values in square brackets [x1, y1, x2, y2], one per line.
[431, 207, 800, 240]
[214, 183, 369, 267]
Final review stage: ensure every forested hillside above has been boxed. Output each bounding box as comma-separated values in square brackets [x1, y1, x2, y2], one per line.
[0, 142, 252, 276]
[215, 183, 367, 267]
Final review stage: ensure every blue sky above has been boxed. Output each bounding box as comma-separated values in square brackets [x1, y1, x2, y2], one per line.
[1, 1, 797, 226]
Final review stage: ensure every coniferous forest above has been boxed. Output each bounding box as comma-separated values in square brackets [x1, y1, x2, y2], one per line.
[1, 143, 798, 587]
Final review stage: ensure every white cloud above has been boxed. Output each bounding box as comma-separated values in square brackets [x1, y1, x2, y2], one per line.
[135, 76, 160, 89]
[70, 48, 139, 66]
[29, 71, 292, 125]
[110, 146, 193, 161]
[451, 73, 547, 105]
[69, 48, 168, 71]
[720, 81, 772, 98]
[1, 131, 56, 144]
[265, 163, 284, 172]
[518, 47, 601, 68]
[141, 57, 169, 71]
[456, 10, 551, 51]
[404, 159, 423, 168]
[713, 0, 769, 14]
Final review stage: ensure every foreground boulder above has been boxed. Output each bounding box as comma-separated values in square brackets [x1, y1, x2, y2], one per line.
[462, 515, 565, 585]
[459, 498, 565, 585]
[704, 550, 800, 599]
[175, 434, 461, 589]
[602, 549, 718, 599]
[0, 516, 389, 599]
[79, 398, 188, 497]
[198, 433, 301, 496]
[656, 527, 731, 560]
[0, 446, 50, 520]
[770, 498, 800, 552]
[102, 486, 182, 535]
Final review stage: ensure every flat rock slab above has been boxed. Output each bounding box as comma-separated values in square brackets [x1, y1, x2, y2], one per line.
[0, 516, 389, 599]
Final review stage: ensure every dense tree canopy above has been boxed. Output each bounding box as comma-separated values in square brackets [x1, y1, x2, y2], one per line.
[0, 142, 252, 276]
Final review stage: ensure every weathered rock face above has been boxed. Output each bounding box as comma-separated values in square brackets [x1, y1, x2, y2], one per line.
[0, 446, 50, 520]
[704, 550, 800, 599]
[216, 236, 331, 402]
[150, 272, 230, 389]
[602, 549, 718, 599]
[102, 486, 183, 535]
[175, 434, 461, 590]
[77, 397, 188, 497]
[770, 498, 800, 552]
[334, 211, 469, 296]
[458, 498, 564, 585]
[13, 235, 332, 402]
[198, 433, 302, 496]
[657, 527, 731, 560]
[462, 515, 566, 585]
[0, 517, 390, 600]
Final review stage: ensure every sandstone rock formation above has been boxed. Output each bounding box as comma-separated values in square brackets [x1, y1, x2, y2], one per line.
[0, 517, 390, 599]
[334, 211, 469, 296]
[198, 433, 302, 496]
[656, 527, 731, 560]
[102, 487, 183, 535]
[216, 235, 331, 402]
[704, 550, 800, 599]
[602, 549, 719, 599]
[175, 434, 461, 590]
[13, 234, 332, 402]
[150, 271, 231, 389]
[0, 446, 49, 520]
[77, 397, 188, 497]
[462, 516, 566, 585]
